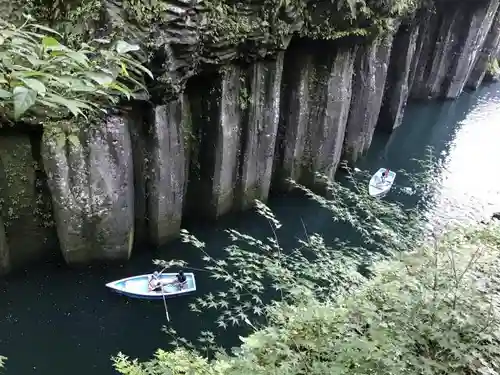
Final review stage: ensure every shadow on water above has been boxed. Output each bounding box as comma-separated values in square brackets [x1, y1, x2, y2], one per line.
[0, 83, 499, 375]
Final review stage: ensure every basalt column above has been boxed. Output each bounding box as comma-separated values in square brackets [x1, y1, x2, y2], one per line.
[467, 8, 500, 89]
[42, 116, 134, 264]
[129, 99, 190, 246]
[148, 100, 189, 245]
[0, 217, 7, 274]
[0, 134, 57, 270]
[444, 0, 500, 98]
[237, 53, 284, 210]
[274, 41, 356, 191]
[185, 67, 242, 219]
[411, 0, 500, 99]
[343, 32, 394, 163]
[377, 21, 420, 133]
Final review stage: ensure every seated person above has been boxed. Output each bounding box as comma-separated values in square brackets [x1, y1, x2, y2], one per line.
[175, 271, 187, 289]
[148, 271, 163, 291]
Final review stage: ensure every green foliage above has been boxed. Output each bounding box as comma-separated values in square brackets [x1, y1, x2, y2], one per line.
[114, 219, 500, 374]
[112, 153, 500, 374]
[487, 58, 500, 78]
[0, 15, 152, 125]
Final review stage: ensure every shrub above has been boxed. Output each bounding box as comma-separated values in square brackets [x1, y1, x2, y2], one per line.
[0, 15, 151, 125]
[113, 155, 500, 375]
[113, 219, 500, 374]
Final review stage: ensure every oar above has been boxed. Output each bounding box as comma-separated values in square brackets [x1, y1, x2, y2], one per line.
[153, 267, 170, 321]
[162, 289, 170, 322]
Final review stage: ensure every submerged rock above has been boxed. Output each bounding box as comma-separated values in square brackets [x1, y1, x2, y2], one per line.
[186, 67, 242, 219]
[42, 116, 134, 265]
[377, 21, 419, 133]
[467, 8, 500, 89]
[275, 41, 356, 190]
[0, 134, 56, 269]
[238, 53, 284, 209]
[344, 32, 394, 163]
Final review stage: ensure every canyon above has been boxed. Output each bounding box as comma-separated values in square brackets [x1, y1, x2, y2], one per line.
[0, 0, 499, 273]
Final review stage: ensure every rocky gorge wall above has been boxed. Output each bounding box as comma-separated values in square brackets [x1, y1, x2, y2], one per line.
[1, 0, 500, 273]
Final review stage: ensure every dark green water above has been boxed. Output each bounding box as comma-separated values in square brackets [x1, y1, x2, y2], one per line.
[2, 82, 500, 374]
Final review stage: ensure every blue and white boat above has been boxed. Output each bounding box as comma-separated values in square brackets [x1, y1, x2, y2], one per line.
[368, 168, 396, 198]
[105, 272, 197, 300]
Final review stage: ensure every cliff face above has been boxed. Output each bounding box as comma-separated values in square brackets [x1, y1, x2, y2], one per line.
[0, 0, 499, 273]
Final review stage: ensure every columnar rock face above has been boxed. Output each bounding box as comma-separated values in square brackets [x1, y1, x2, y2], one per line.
[274, 41, 356, 190]
[411, 0, 500, 99]
[186, 67, 242, 219]
[0, 135, 56, 271]
[467, 8, 500, 89]
[238, 53, 284, 209]
[129, 100, 189, 247]
[128, 105, 150, 247]
[444, 0, 499, 98]
[343, 33, 394, 163]
[378, 22, 420, 133]
[42, 116, 134, 264]
[3, 0, 500, 273]
[147, 101, 189, 245]
[0, 217, 8, 274]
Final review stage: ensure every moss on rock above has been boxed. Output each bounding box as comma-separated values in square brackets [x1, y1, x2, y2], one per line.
[0, 134, 56, 267]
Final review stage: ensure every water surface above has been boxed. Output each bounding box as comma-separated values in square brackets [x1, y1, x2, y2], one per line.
[1, 83, 500, 374]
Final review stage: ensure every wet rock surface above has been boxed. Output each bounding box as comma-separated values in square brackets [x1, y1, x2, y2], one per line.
[0, 134, 56, 269]
[378, 22, 419, 133]
[0, 216, 8, 274]
[411, 0, 500, 99]
[147, 100, 189, 245]
[42, 116, 134, 264]
[274, 41, 356, 190]
[444, 0, 499, 98]
[468, 8, 500, 89]
[3, 0, 500, 272]
[343, 33, 394, 163]
[185, 67, 242, 219]
[238, 53, 284, 209]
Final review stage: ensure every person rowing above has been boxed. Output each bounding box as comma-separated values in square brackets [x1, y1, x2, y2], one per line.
[168, 270, 187, 290]
[148, 271, 164, 292]
[375, 168, 390, 186]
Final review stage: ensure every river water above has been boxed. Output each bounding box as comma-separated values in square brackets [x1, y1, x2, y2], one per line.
[1, 82, 500, 374]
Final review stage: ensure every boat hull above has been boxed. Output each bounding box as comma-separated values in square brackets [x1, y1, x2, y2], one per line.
[105, 273, 196, 300]
[368, 168, 396, 198]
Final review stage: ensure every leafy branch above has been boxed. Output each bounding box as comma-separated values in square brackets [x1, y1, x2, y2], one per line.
[0, 15, 153, 124]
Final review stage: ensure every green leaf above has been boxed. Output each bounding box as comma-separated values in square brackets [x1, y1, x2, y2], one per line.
[20, 78, 46, 96]
[93, 38, 111, 44]
[45, 94, 90, 118]
[28, 24, 61, 37]
[66, 51, 89, 67]
[13, 86, 37, 119]
[84, 72, 114, 86]
[115, 41, 140, 55]
[67, 134, 80, 148]
[109, 82, 131, 99]
[0, 89, 12, 99]
[42, 37, 60, 48]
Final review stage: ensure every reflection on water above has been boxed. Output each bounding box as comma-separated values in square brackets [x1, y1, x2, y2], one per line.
[0, 83, 500, 375]
[360, 84, 500, 231]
